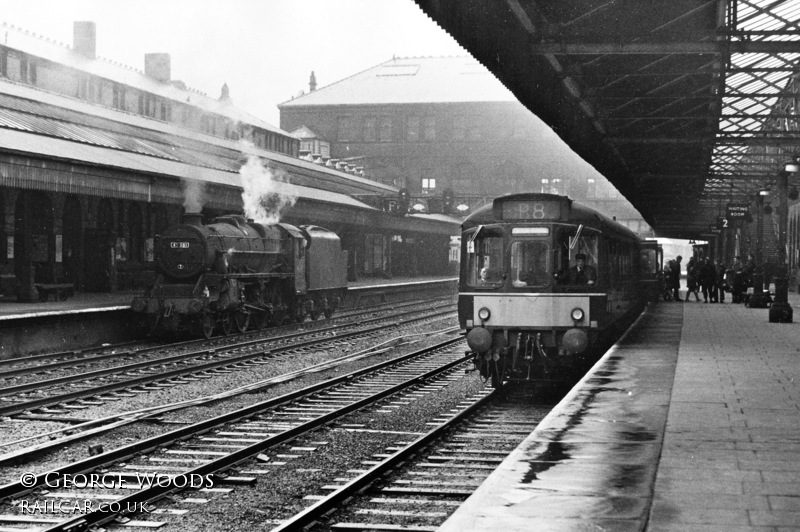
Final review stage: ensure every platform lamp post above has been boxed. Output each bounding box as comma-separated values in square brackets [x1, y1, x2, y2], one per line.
[748, 190, 771, 308]
[768, 159, 797, 322]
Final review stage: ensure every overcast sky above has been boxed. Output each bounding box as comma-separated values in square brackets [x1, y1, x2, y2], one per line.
[0, 0, 469, 125]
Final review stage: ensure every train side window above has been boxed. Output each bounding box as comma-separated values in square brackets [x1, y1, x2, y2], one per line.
[465, 227, 505, 287]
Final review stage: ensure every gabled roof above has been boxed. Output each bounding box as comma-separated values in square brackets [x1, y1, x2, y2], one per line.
[290, 125, 322, 139]
[1, 21, 286, 135]
[278, 56, 517, 108]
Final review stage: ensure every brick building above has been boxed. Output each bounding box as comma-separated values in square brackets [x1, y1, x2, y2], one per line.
[279, 56, 651, 236]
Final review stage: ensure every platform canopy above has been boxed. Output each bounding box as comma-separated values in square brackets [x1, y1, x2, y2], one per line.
[414, 0, 800, 238]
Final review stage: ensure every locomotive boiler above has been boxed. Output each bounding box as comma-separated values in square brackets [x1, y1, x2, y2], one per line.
[131, 213, 347, 338]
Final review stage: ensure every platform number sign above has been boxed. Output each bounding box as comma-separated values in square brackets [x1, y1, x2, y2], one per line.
[498, 199, 561, 220]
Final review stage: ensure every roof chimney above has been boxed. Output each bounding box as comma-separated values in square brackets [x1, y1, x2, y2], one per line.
[309, 71, 317, 92]
[219, 83, 231, 102]
[73, 21, 96, 59]
[144, 53, 171, 82]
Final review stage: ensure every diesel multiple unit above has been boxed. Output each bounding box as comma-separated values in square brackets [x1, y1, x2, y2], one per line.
[459, 193, 659, 387]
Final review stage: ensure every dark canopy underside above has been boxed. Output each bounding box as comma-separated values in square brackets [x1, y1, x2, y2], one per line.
[414, 0, 800, 239]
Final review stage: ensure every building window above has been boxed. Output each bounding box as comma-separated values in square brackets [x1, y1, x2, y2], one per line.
[338, 116, 357, 141]
[453, 116, 466, 140]
[423, 116, 436, 141]
[379, 117, 392, 142]
[586, 178, 597, 199]
[541, 178, 561, 195]
[28, 59, 37, 85]
[112, 84, 124, 110]
[499, 162, 523, 193]
[456, 162, 477, 192]
[422, 178, 436, 193]
[406, 115, 420, 142]
[364, 117, 377, 141]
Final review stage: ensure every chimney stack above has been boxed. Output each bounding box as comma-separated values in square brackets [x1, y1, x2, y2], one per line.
[219, 83, 231, 102]
[73, 21, 96, 59]
[309, 71, 317, 92]
[144, 53, 171, 82]
[182, 212, 203, 226]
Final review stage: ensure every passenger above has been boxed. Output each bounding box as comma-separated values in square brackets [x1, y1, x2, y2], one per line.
[715, 261, 727, 303]
[686, 257, 701, 302]
[743, 253, 756, 288]
[670, 255, 683, 301]
[700, 257, 717, 303]
[567, 253, 597, 285]
[732, 255, 744, 272]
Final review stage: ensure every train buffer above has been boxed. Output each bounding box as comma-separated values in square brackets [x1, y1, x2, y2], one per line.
[35, 283, 75, 302]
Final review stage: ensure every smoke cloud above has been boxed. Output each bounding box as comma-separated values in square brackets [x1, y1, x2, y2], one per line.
[239, 155, 297, 224]
[182, 178, 206, 213]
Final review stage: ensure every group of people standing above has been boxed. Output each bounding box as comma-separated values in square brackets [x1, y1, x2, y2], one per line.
[686, 256, 728, 302]
[666, 255, 728, 303]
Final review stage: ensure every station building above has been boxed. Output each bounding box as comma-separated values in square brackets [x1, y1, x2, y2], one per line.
[0, 22, 458, 301]
[278, 56, 652, 237]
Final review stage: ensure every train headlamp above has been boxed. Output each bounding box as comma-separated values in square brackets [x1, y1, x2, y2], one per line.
[571, 307, 585, 321]
[478, 307, 491, 321]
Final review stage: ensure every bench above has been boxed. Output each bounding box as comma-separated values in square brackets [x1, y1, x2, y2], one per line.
[35, 283, 75, 302]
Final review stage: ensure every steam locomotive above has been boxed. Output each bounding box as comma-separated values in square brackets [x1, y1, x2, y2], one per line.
[459, 193, 656, 388]
[131, 213, 348, 338]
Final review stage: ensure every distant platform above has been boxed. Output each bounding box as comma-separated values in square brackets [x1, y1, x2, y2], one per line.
[0, 275, 457, 321]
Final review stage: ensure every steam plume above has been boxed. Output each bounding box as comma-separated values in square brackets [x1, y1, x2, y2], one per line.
[240, 155, 297, 224]
[182, 178, 206, 213]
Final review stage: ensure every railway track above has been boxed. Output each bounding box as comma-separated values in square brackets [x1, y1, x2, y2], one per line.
[0, 297, 450, 381]
[275, 391, 550, 531]
[0, 303, 456, 419]
[0, 338, 473, 531]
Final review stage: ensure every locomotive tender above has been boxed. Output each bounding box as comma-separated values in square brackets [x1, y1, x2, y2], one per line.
[131, 213, 347, 338]
[459, 193, 653, 387]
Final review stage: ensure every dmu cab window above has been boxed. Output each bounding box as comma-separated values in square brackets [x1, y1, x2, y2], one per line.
[465, 227, 504, 287]
[555, 229, 599, 286]
[511, 241, 550, 287]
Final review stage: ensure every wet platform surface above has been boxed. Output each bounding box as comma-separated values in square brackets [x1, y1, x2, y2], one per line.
[439, 294, 800, 531]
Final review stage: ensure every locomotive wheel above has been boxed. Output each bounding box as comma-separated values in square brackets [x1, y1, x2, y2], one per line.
[309, 309, 320, 321]
[221, 314, 233, 336]
[271, 309, 286, 326]
[234, 311, 250, 333]
[323, 308, 334, 319]
[146, 313, 161, 336]
[201, 313, 215, 340]
[253, 311, 269, 330]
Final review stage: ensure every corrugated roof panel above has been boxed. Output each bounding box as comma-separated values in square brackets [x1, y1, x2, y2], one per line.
[0, 109, 35, 131]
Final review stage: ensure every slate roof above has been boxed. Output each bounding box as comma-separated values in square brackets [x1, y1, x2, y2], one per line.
[278, 56, 517, 108]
